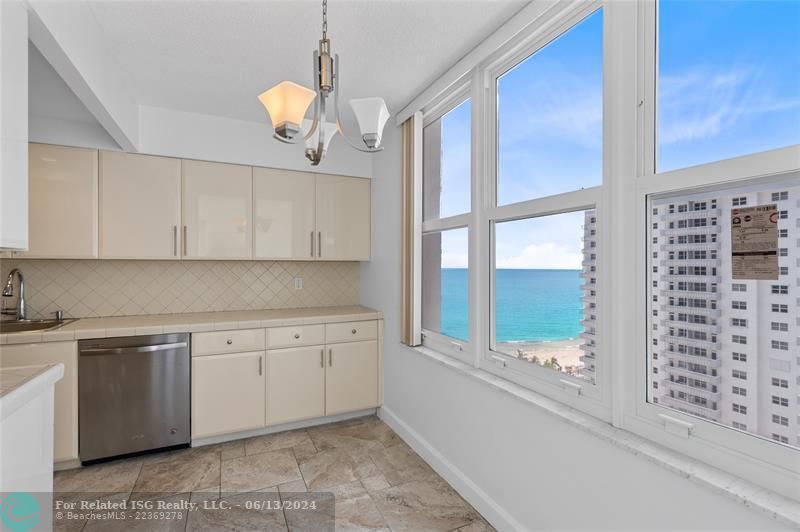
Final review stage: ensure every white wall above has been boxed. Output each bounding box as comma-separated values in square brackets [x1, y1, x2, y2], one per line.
[361, 125, 790, 531]
[27, 46, 371, 178]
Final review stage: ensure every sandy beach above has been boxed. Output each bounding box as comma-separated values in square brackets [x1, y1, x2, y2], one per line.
[496, 338, 585, 373]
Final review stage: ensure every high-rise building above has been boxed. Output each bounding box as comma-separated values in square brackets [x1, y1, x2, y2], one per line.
[580, 210, 598, 384]
[649, 186, 799, 447]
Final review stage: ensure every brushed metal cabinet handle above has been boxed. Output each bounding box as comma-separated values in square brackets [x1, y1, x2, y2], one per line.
[226, 339, 233, 345]
[259, 356, 263, 376]
[328, 347, 332, 366]
[310, 231, 315, 257]
[351, 329, 357, 334]
[173, 226, 178, 256]
[318, 232, 322, 258]
[294, 333, 301, 339]
[183, 226, 188, 256]
[320, 349, 324, 368]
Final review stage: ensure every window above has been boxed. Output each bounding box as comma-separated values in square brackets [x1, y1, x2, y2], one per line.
[772, 378, 789, 389]
[733, 404, 747, 414]
[406, 0, 799, 501]
[771, 322, 789, 332]
[771, 285, 789, 295]
[421, 97, 473, 353]
[421, 229, 469, 342]
[772, 415, 789, 427]
[771, 340, 789, 351]
[497, 9, 602, 205]
[772, 396, 789, 407]
[657, 1, 800, 172]
[772, 191, 789, 202]
[773, 434, 789, 444]
[423, 100, 471, 220]
[492, 210, 597, 384]
[779, 248, 788, 257]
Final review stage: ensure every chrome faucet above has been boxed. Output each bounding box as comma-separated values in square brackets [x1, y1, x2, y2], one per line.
[2, 268, 26, 320]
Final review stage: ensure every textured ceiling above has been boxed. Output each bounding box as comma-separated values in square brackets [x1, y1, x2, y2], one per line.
[86, 0, 529, 122]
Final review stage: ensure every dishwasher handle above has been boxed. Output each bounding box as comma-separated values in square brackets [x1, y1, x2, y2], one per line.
[80, 342, 188, 356]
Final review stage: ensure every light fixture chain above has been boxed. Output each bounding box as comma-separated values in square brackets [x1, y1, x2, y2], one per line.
[322, 0, 327, 40]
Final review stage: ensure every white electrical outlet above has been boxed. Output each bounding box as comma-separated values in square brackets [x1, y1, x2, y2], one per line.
[293, 277, 304, 290]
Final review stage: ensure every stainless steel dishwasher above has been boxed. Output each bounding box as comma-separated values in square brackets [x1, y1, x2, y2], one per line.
[78, 333, 190, 463]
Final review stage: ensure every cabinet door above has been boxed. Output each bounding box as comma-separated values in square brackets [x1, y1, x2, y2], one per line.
[0, 341, 78, 462]
[192, 351, 265, 438]
[23, 144, 97, 258]
[267, 346, 325, 425]
[100, 151, 181, 259]
[325, 340, 378, 416]
[315, 174, 371, 260]
[253, 168, 315, 260]
[182, 160, 252, 259]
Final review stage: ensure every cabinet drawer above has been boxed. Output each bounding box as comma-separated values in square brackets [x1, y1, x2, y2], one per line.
[267, 325, 325, 349]
[325, 320, 378, 344]
[192, 329, 265, 356]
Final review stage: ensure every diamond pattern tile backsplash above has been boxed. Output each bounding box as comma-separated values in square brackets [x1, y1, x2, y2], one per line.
[0, 259, 360, 319]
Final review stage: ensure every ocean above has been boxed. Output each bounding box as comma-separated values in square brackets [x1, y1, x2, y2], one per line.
[440, 269, 583, 342]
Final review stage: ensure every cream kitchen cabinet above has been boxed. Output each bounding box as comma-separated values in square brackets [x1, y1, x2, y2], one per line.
[325, 340, 379, 416]
[253, 168, 316, 260]
[0, 341, 78, 463]
[100, 151, 182, 259]
[191, 350, 266, 438]
[267, 346, 326, 425]
[315, 174, 371, 261]
[182, 160, 252, 259]
[21, 144, 98, 258]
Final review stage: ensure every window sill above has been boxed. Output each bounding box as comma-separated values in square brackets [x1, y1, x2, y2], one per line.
[407, 344, 800, 528]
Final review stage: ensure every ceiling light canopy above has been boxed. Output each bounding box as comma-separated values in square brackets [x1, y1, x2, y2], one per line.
[258, 0, 391, 166]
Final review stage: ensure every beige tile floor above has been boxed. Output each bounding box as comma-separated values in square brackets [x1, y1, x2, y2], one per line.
[54, 415, 494, 532]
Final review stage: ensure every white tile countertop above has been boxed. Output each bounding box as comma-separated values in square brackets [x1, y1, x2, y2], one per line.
[0, 306, 383, 344]
[0, 364, 64, 415]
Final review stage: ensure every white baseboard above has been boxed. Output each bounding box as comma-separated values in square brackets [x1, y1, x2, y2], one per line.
[192, 408, 378, 447]
[378, 406, 525, 532]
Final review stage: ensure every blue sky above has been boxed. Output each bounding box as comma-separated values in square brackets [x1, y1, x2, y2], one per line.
[436, 1, 800, 269]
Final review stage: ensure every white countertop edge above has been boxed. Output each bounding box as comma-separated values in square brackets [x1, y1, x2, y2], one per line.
[0, 364, 64, 421]
[0, 307, 383, 343]
[408, 344, 800, 528]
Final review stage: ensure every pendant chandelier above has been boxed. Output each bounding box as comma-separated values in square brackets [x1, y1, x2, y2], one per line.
[258, 0, 390, 166]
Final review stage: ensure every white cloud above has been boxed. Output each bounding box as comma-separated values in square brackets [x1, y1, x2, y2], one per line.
[442, 251, 468, 269]
[659, 66, 800, 145]
[496, 242, 582, 270]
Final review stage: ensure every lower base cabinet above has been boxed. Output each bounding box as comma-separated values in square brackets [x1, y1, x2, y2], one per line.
[0, 341, 78, 462]
[191, 351, 265, 438]
[268, 346, 326, 425]
[325, 340, 379, 416]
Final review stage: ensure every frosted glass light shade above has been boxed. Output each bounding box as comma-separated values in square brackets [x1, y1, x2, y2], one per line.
[258, 81, 316, 132]
[303, 119, 338, 154]
[349, 97, 390, 148]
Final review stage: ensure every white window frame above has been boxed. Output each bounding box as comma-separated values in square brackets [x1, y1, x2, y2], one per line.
[419, 82, 475, 365]
[409, 0, 800, 501]
[476, 0, 609, 419]
[624, 0, 800, 500]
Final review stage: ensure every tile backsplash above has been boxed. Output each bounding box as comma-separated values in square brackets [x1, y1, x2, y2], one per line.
[0, 259, 359, 319]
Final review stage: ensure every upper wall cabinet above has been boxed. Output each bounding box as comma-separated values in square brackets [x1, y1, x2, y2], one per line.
[253, 168, 316, 260]
[182, 160, 253, 260]
[100, 151, 182, 259]
[21, 144, 97, 258]
[316, 174, 371, 261]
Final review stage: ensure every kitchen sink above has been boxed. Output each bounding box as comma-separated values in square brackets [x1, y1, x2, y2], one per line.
[0, 319, 77, 334]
